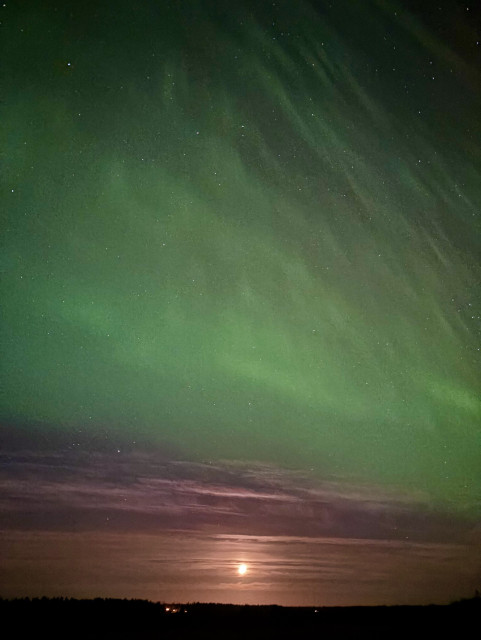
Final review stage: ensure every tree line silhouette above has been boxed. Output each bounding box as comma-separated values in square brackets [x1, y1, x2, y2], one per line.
[0, 595, 479, 639]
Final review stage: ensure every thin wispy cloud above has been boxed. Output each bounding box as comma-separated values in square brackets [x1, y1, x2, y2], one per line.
[0, 450, 473, 543]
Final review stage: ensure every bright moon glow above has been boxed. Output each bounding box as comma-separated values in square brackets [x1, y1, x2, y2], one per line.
[238, 563, 247, 576]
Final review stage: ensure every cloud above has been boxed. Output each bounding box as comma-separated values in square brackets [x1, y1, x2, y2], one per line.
[0, 449, 473, 543]
[1, 529, 479, 606]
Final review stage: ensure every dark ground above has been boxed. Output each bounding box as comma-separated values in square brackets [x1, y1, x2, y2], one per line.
[1, 596, 479, 639]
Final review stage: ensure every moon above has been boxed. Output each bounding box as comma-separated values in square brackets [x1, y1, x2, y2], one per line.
[237, 563, 247, 576]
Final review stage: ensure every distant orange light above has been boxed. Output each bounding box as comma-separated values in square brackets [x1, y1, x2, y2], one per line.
[238, 563, 247, 575]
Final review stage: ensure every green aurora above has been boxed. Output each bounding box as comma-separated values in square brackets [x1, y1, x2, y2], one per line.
[2, 0, 480, 515]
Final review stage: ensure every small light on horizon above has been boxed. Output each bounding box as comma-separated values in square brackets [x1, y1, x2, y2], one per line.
[238, 563, 248, 576]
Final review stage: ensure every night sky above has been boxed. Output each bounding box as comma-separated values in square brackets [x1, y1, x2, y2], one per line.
[1, 0, 480, 606]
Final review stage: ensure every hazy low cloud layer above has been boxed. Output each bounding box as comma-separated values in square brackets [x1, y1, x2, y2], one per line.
[1, 528, 479, 606]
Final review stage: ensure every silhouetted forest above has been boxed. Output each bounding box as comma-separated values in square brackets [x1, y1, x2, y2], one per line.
[0, 595, 479, 639]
